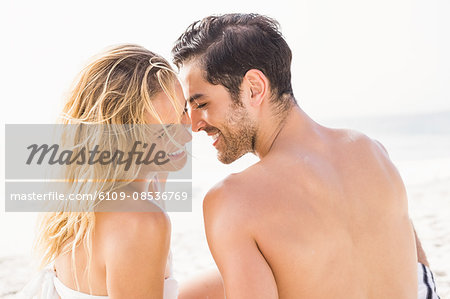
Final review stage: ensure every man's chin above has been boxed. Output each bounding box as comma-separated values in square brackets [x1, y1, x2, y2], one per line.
[217, 150, 246, 165]
[217, 155, 234, 165]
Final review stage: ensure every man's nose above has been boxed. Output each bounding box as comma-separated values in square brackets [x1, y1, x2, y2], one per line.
[190, 110, 207, 133]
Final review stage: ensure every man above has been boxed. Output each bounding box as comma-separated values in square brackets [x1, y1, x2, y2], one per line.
[173, 14, 440, 298]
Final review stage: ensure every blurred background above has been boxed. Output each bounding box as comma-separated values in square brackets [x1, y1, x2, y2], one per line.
[1, 0, 449, 297]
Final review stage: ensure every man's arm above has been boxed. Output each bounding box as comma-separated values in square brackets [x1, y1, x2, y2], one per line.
[373, 139, 430, 266]
[178, 268, 225, 299]
[412, 223, 429, 266]
[203, 185, 279, 299]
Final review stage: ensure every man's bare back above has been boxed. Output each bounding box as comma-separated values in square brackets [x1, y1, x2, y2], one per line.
[172, 13, 422, 298]
[203, 107, 418, 298]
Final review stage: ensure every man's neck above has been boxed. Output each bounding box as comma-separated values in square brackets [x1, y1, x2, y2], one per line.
[253, 102, 294, 158]
[254, 105, 319, 159]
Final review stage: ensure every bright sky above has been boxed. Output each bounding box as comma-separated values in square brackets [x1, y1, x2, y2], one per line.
[1, 0, 449, 123]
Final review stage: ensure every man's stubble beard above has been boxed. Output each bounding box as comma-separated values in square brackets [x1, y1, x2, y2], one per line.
[217, 104, 257, 164]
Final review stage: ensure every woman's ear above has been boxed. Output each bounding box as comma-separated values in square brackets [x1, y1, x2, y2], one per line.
[244, 69, 268, 107]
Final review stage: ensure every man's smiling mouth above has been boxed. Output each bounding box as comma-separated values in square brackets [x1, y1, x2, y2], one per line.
[210, 132, 221, 147]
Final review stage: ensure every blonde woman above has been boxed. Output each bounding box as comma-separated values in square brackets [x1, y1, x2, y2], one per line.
[20, 44, 191, 298]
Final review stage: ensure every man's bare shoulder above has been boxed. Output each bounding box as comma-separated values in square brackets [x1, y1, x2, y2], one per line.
[332, 128, 406, 194]
[203, 165, 267, 226]
[331, 128, 392, 162]
[332, 128, 376, 149]
[203, 172, 250, 214]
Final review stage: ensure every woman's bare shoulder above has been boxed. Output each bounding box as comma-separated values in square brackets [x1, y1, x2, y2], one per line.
[95, 210, 171, 257]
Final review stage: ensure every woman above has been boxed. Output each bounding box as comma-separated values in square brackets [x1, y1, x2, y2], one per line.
[20, 44, 191, 298]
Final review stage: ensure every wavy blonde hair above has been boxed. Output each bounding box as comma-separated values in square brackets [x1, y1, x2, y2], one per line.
[34, 44, 185, 290]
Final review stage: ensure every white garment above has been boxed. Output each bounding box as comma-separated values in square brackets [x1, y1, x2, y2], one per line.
[19, 269, 178, 299]
[18, 252, 178, 299]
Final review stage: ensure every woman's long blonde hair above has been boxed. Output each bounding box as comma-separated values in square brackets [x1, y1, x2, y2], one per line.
[34, 44, 184, 290]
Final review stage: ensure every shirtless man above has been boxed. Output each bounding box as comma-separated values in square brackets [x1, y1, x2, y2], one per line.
[173, 14, 440, 299]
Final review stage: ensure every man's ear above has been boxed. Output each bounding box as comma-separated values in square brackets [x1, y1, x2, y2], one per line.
[244, 69, 268, 106]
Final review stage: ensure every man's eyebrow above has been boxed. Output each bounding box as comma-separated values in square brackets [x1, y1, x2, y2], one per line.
[188, 93, 204, 104]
